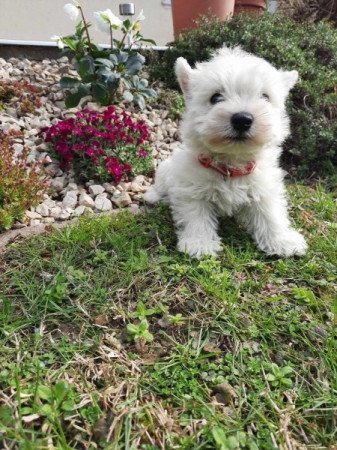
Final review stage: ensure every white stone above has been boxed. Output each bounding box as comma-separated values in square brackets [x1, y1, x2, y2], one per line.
[35, 203, 50, 217]
[89, 184, 105, 196]
[30, 219, 41, 226]
[95, 194, 112, 211]
[51, 176, 67, 192]
[130, 182, 145, 193]
[79, 193, 95, 208]
[66, 182, 78, 192]
[59, 210, 71, 220]
[111, 192, 132, 207]
[102, 183, 116, 194]
[13, 143, 24, 156]
[62, 192, 78, 210]
[49, 206, 62, 219]
[43, 217, 55, 224]
[73, 205, 86, 216]
[43, 198, 56, 209]
[26, 210, 42, 220]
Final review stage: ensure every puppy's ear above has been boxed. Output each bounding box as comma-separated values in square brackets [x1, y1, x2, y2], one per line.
[175, 57, 193, 96]
[280, 70, 299, 92]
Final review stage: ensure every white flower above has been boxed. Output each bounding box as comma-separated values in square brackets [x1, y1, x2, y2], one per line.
[64, 3, 79, 21]
[136, 9, 145, 21]
[51, 35, 65, 49]
[94, 9, 122, 33]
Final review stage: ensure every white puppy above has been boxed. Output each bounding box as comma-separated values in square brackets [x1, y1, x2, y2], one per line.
[144, 47, 307, 258]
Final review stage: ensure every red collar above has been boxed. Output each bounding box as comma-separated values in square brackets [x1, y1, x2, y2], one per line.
[198, 154, 256, 178]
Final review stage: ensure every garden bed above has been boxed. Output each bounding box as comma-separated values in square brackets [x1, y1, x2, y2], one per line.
[0, 55, 181, 231]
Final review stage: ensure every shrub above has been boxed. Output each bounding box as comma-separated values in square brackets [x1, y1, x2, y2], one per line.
[0, 131, 47, 231]
[278, 0, 337, 26]
[0, 80, 42, 114]
[150, 14, 337, 178]
[54, 3, 156, 109]
[40, 107, 153, 184]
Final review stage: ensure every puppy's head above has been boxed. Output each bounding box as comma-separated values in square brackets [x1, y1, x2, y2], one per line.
[175, 47, 298, 158]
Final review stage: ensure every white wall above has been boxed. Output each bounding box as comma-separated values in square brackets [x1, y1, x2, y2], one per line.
[0, 0, 174, 46]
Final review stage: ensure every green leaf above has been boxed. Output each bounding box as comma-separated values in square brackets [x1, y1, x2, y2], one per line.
[280, 366, 293, 376]
[127, 323, 139, 335]
[95, 58, 115, 68]
[266, 374, 276, 382]
[61, 400, 76, 411]
[78, 55, 96, 82]
[92, 83, 109, 105]
[62, 37, 77, 51]
[139, 38, 156, 46]
[212, 427, 227, 446]
[60, 76, 81, 89]
[37, 385, 53, 401]
[40, 404, 53, 417]
[53, 381, 69, 402]
[142, 88, 156, 98]
[0, 405, 13, 425]
[65, 85, 90, 108]
[123, 90, 134, 102]
[281, 377, 293, 387]
[135, 94, 145, 110]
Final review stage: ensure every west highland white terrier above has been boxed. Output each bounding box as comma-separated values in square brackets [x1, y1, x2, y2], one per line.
[144, 47, 307, 258]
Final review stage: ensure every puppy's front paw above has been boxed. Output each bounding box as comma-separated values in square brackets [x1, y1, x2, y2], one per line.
[259, 230, 307, 257]
[143, 187, 161, 204]
[177, 236, 222, 259]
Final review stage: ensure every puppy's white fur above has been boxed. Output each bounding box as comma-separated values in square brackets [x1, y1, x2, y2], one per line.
[144, 47, 307, 258]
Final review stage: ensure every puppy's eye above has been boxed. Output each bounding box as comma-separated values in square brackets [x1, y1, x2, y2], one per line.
[262, 93, 270, 101]
[210, 93, 225, 105]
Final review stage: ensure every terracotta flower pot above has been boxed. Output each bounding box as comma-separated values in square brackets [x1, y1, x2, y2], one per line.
[234, 0, 266, 16]
[171, 0, 235, 37]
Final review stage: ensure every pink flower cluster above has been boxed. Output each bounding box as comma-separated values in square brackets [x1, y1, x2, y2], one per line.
[40, 106, 151, 183]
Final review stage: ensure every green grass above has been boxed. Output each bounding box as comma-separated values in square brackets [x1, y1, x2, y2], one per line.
[0, 182, 336, 449]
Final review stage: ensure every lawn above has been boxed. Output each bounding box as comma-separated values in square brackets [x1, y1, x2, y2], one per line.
[0, 182, 336, 449]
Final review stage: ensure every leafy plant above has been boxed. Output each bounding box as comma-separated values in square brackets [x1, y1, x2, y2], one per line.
[212, 428, 258, 450]
[0, 130, 47, 231]
[0, 79, 42, 115]
[265, 363, 294, 388]
[40, 106, 153, 184]
[127, 319, 154, 342]
[150, 14, 337, 178]
[54, 2, 156, 108]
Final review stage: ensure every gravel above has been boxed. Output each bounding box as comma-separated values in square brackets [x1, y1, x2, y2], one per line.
[0, 56, 181, 229]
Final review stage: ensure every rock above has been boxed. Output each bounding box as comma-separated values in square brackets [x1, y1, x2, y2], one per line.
[102, 183, 116, 194]
[79, 193, 95, 208]
[26, 210, 42, 220]
[111, 192, 132, 207]
[134, 175, 146, 185]
[43, 217, 55, 224]
[51, 176, 67, 192]
[66, 182, 78, 192]
[13, 143, 24, 156]
[73, 205, 86, 216]
[130, 182, 145, 193]
[50, 206, 62, 219]
[62, 192, 78, 210]
[89, 184, 105, 196]
[95, 194, 112, 211]
[42, 198, 56, 209]
[35, 203, 50, 217]
[59, 210, 71, 220]
[30, 219, 41, 227]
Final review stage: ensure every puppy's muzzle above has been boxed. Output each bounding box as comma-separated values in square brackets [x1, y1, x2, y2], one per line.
[231, 112, 254, 134]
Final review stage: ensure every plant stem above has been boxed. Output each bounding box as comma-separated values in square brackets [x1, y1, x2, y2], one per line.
[110, 26, 113, 50]
[78, 6, 92, 48]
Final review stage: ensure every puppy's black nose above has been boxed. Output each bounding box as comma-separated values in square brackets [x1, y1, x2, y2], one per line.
[231, 112, 254, 133]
